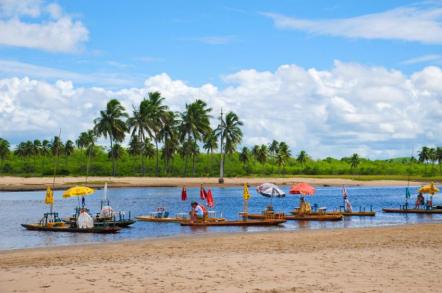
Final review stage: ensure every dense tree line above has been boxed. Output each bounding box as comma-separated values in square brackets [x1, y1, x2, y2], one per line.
[0, 93, 441, 178]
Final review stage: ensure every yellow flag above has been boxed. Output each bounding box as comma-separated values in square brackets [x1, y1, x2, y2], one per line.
[45, 186, 54, 205]
[243, 183, 250, 200]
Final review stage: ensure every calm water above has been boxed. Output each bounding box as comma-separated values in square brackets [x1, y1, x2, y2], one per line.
[1, 185, 441, 250]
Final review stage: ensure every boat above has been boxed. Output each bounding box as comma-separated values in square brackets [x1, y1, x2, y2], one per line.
[383, 182, 441, 214]
[246, 213, 343, 221]
[22, 212, 121, 233]
[289, 210, 376, 217]
[21, 223, 121, 233]
[180, 219, 286, 227]
[382, 208, 442, 214]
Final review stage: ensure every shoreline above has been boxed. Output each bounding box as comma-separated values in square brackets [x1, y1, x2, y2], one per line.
[1, 223, 441, 292]
[0, 176, 431, 191]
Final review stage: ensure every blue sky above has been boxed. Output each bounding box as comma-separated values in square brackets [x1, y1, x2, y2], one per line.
[0, 0, 441, 158]
[1, 0, 440, 87]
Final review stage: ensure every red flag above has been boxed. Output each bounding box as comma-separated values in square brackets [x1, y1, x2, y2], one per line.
[206, 189, 214, 208]
[181, 186, 187, 201]
[200, 185, 206, 200]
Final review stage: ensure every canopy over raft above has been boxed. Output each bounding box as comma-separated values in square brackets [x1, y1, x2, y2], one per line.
[256, 183, 285, 198]
[62, 186, 95, 198]
[419, 182, 439, 195]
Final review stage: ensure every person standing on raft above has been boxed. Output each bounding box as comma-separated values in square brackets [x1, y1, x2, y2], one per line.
[190, 201, 207, 222]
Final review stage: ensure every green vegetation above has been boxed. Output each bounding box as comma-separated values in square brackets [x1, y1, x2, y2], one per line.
[0, 92, 441, 180]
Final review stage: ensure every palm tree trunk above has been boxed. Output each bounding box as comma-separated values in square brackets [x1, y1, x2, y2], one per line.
[192, 154, 196, 176]
[155, 140, 159, 176]
[110, 137, 115, 176]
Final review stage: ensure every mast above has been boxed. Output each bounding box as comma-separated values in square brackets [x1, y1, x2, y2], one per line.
[51, 128, 62, 214]
[218, 108, 225, 184]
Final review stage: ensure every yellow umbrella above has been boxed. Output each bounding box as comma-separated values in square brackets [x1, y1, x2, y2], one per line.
[243, 183, 250, 200]
[62, 186, 95, 198]
[419, 182, 440, 195]
[44, 186, 54, 205]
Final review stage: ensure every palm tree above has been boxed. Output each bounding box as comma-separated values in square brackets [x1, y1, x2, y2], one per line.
[108, 143, 125, 162]
[141, 92, 169, 176]
[33, 140, 42, 156]
[239, 147, 249, 169]
[143, 139, 156, 173]
[203, 130, 218, 174]
[428, 147, 437, 173]
[437, 146, 442, 173]
[51, 136, 64, 157]
[64, 140, 74, 166]
[127, 103, 149, 175]
[276, 142, 291, 173]
[257, 145, 268, 165]
[350, 153, 360, 172]
[215, 110, 243, 183]
[159, 111, 179, 174]
[179, 99, 212, 176]
[0, 138, 10, 169]
[269, 140, 279, 171]
[252, 145, 260, 161]
[297, 150, 308, 167]
[94, 99, 128, 176]
[190, 140, 200, 175]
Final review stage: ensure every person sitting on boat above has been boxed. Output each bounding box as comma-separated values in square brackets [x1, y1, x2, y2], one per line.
[415, 193, 425, 209]
[190, 201, 207, 222]
[264, 205, 274, 214]
[298, 197, 312, 215]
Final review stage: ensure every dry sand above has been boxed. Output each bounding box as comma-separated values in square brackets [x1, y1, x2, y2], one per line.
[1, 223, 442, 292]
[0, 176, 428, 191]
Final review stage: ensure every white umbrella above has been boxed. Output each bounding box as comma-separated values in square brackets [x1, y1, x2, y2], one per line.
[256, 183, 285, 198]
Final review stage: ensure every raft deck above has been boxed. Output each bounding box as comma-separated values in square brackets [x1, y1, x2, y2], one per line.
[21, 223, 121, 233]
[382, 208, 442, 214]
[247, 213, 343, 221]
[136, 215, 225, 223]
[180, 219, 286, 227]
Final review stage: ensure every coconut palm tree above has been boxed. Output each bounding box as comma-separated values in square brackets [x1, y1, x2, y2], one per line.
[350, 153, 360, 172]
[179, 99, 212, 176]
[428, 147, 437, 173]
[297, 150, 308, 167]
[159, 111, 179, 174]
[127, 102, 149, 175]
[51, 136, 64, 157]
[252, 145, 260, 161]
[418, 146, 430, 173]
[141, 92, 169, 176]
[64, 140, 74, 167]
[276, 142, 291, 173]
[269, 140, 279, 171]
[94, 99, 128, 176]
[257, 145, 268, 165]
[203, 130, 218, 174]
[215, 110, 243, 183]
[0, 138, 10, 169]
[239, 147, 249, 169]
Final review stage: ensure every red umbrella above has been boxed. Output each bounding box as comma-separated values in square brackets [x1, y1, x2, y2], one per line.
[200, 185, 207, 200]
[206, 189, 214, 208]
[289, 182, 315, 195]
[181, 186, 187, 201]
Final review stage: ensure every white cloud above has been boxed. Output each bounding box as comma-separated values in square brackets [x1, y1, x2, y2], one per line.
[0, 61, 441, 159]
[263, 6, 442, 44]
[0, 0, 88, 52]
[401, 54, 442, 65]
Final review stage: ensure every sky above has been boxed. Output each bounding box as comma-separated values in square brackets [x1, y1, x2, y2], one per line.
[0, 0, 441, 159]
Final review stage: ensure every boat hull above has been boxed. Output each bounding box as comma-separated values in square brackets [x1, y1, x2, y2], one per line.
[21, 224, 121, 233]
[382, 208, 442, 214]
[247, 213, 343, 221]
[180, 219, 286, 227]
[136, 216, 225, 223]
[290, 211, 375, 217]
[94, 219, 136, 227]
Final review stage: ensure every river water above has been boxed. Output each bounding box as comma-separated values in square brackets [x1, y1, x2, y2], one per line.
[1, 185, 440, 250]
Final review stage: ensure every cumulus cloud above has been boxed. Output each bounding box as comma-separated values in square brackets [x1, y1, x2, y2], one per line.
[263, 6, 442, 44]
[0, 0, 88, 52]
[0, 61, 441, 159]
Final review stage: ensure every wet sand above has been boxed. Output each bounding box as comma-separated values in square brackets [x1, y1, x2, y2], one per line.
[0, 176, 427, 191]
[1, 223, 441, 292]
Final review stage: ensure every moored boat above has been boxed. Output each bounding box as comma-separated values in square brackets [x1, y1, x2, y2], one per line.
[180, 219, 286, 227]
[246, 213, 343, 221]
[382, 208, 442, 214]
[21, 223, 121, 233]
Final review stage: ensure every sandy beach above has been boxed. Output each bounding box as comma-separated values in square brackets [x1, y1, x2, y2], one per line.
[1, 223, 442, 292]
[0, 176, 429, 191]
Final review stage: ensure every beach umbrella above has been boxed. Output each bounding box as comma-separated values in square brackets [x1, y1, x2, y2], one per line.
[289, 182, 315, 196]
[44, 186, 54, 205]
[256, 183, 285, 198]
[419, 182, 440, 195]
[243, 183, 250, 200]
[206, 189, 214, 208]
[62, 186, 95, 198]
[181, 186, 187, 201]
